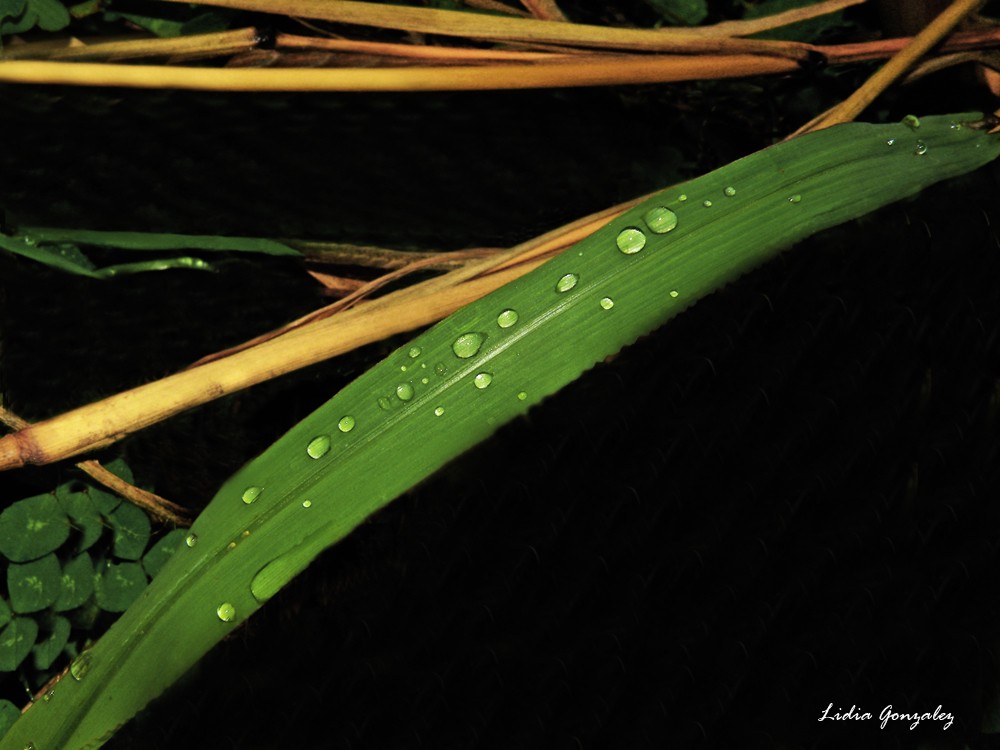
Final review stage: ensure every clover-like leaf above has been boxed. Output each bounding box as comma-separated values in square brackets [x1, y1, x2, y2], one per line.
[0, 599, 10, 630]
[0, 698, 20, 739]
[55, 553, 95, 612]
[141, 529, 187, 579]
[95, 561, 147, 612]
[9, 553, 61, 613]
[109, 503, 151, 561]
[55, 487, 105, 552]
[32, 615, 70, 670]
[0, 494, 70, 562]
[0, 618, 38, 671]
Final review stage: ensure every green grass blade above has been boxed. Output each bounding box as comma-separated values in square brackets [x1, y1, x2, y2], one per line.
[3, 113, 997, 750]
[19, 227, 300, 256]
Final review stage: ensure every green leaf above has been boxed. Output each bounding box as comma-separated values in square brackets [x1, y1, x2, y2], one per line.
[94, 562, 147, 612]
[21, 228, 299, 256]
[55, 554, 95, 612]
[0, 618, 38, 671]
[8, 553, 61, 613]
[0, 494, 70, 562]
[0, 0, 26, 22]
[141, 530, 187, 579]
[108, 504, 151, 561]
[55, 488, 105, 552]
[101, 458, 133, 485]
[0, 236, 100, 279]
[0, 700, 20, 740]
[31, 0, 68, 30]
[87, 488, 121, 516]
[745, 0, 847, 42]
[642, 0, 707, 26]
[32, 615, 71, 670]
[0, 600, 10, 630]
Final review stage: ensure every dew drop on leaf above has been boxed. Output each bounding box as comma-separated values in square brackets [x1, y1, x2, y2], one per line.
[241, 486, 262, 505]
[408, 346, 421, 358]
[497, 309, 518, 328]
[306, 435, 331, 459]
[886, 138, 895, 146]
[377, 396, 392, 411]
[396, 383, 415, 401]
[434, 406, 445, 417]
[670, 290, 679, 298]
[914, 141, 927, 155]
[185, 533, 198, 548]
[600, 297, 614, 310]
[902, 114, 920, 130]
[703, 200, 713, 207]
[70, 652, 92, 681]
[452, 333, 485, 359]
[643, 207, 678, 234]
[678, 194, 688, 201]
[474, 373, 493, 390]
[555, 273, 578, 293]
[434, 362, 448, 376]
[216, 602, 236, 622]
[616, 228, 646, 254]
[337, 416, 355, 433]
[788, 194, 802, 204]
[517, 391, 528, 401]
[724, 186, 736, 197]
[302, 500, 312, 508]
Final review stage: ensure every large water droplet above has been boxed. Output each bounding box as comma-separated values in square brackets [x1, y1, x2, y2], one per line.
[497, 309, 518, 328]
[434, 406, 445, 417]
[337, 416, 355, 433]
[517, 391, 528, 401]
[669, 290, 679, 298]
[914, 140, 927, 155]
[242, 486, 262, 505]
[185, 533, 198, 548]
[452, 332, 485, 359]
[555, 273, 578, 293]
[788, 194, 802, 204]
[302, 500, 312, 508]
[724, 186, 736, 197]
[616, 228, 646, 254]
[217, 602, 236, 622]
[434, 362, 447, 376]
[678, 194, 688, 202]
[643, 206, 678, 234]
[408, 346, 421, 358]
[306, 435, 331, 459]
[902, 114, 920, 130]
[377, 396, 391, 411]
[600, 297, 614, 310]
[70, 652, 92, 681]
[396, 383, 414, 401]
[474, 372, 493, 390]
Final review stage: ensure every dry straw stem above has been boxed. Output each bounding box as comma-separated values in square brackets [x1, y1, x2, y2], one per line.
[790, 0, 987, 137]
[0, 404, 191, 525]
[519, 0, 569, 22]
[0, 27, 259, 61]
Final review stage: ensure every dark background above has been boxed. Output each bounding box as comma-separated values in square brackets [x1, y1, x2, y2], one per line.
[2, 37, 1000, 750]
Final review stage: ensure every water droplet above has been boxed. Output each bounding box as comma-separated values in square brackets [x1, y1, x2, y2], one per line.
[724, 186, 736, 197]
[788, 194, 802, 204]
[306, 435, 331, 459]
[902, 114, 920, 130]
[434, 406, 445, 417]
[616, 227, 646, 254]
[43, 689, 54, 702]
[302, 500, 312, 508]
[497, 309, 518, 328]
[420, 362, 427, 369]
[400, 365, 408, 372]
[474, 372, 493, 390]
[434, 362, 447, 376]
[185, 533, 198, 548]
[555, 273, 578, 293]
[70, 652, 92, 681]
[396, 383, 414, 401]
[678, 194, 688, 202]
[600, 297, 614, 310]
[517, 391, 528, 401]
[216, 602, 236, 622]
[226, 541, 237, 551]
[643, 206, 678, 234]
[886, 138, 895, 146]
[241, 486, 262, 505]
[702, 200, 713, 207]
[452, 332, 485, 359]
[914, 140, 927, 155]
[408, 346, 421, 358]
[421, 377, 429, 385]
[377, 396, 392, 411]
[949, 120, 962, 130]
[337, 416, 355, 433]
[669, 290, 679, 298]
[24, 743, 35, 750]
[241, 530, 251, 538]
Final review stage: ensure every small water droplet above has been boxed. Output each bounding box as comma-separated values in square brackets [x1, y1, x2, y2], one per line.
[669, 290, 679, 298]
[678, 194, 688, 202]
[497, 309, 519, 328]
[400, 365, 408, 372]
[886, 138, 895, 146]
[43, 689, 54, 702]
[396, 383, 414, 401]
[241, 530, 251, 538]
[902, 114, 920, 130]
[914, 140, 927, 155]
[600, 297, 614, 310]
[24, 743, 35, 750]
[517, 391, 528, 401]
[216, 602, 236, 622]
[378, 396, 391, 411]
[408, 346, 421, 358]
[434, 362, 447, 376]
[723, 186, 736, 197]
[70, 652, 92, 681]
[555, 273, 578, 293]
[302, 500, 312, 508]
[788, 194, 802, 204]
[226, 541, 237, 551]
[306, 435, 331, 459]
[421, 377, 429, 385]
[337, 416, 355, 433]
[434, 406, 445, 417]
[452, 332, 485, 359]
[185, 533, 198, 548]
[702, 200, 713, 208]
[643, 206, 678, 234]
[241, 486, 263, 505]
[474, 372, 493, 390]
[616, 227, 646, 254]
[949, 120, 962, 130]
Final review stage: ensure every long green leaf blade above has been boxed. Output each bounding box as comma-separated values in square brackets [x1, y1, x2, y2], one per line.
[4, 113, 997, 750]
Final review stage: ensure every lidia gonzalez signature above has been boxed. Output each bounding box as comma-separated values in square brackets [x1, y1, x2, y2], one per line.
[818, 703, 954, 731]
